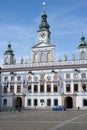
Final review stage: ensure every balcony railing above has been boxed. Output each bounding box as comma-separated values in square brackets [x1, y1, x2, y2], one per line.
[2, 59, 87, 69]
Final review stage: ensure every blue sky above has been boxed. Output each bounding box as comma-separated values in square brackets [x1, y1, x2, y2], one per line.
[0, 0, 87, 65]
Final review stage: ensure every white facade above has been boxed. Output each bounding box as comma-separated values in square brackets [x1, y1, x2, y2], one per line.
[1, 9, 87, 110]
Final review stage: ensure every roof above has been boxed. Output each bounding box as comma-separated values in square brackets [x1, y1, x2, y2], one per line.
[31, 42, 55, 49]
[4, 42, 14, 55]
[78, 34, 87, 48]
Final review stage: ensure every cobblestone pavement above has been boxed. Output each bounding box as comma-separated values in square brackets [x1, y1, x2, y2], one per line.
[0, 109, 87, 130]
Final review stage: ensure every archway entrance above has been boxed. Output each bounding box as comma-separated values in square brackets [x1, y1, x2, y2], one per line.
[65, 96, 73, 109]
[15, 97, 22, 108]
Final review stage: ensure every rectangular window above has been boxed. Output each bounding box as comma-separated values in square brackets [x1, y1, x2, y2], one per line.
[11, 77, 14, 81]
[82, 73, 86, 78]
[66, 84, 70, 92]
[54, 99, 58, 106]
[66, 74, 70, 79]
[4, 77, 8, 82]
[40, 99, 44, 103]
[40, 85, 44, 92]
[47, 85, 51, 92]
[10, 86, 14, 93]
[73, 74, 78, 79]
[17, 76, 21, 81]
[47, 99, 51, 106]
[27, 99, 31, 106]
[34, 99, 38, 106]
[34, 85, 38, 93]
[28, 85, 31, 93]
[82, 84, 86, 92]
[74, 84, 78, 92]
[3, 86, 8, 93]
[53, 84, 58, 92]
[17, 85, 21, 93]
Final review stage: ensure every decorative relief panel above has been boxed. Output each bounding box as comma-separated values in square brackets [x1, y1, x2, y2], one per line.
[27, 75, 32, 81]
[46, 75, 51, 81]
[34, 76, 38, 82]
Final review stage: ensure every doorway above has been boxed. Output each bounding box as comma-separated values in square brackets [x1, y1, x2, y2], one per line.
[65, 96, 73, 108]
[15, 97, 22, 108]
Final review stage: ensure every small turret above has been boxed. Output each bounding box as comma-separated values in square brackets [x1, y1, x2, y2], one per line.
[4, 42, 14, 55]
[78, 34, 87, 60]
[78, 33, 87, 48]
[4, 41, 15, 64]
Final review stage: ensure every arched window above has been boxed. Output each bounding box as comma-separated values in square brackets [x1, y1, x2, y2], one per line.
[3, 99, 7, 106]
[81, 51, 85, 59]
[34, 53, 38, 63]
[83, 99, 87, 106]
[40, 53, 45, 62]
[47, 52, 51, 62]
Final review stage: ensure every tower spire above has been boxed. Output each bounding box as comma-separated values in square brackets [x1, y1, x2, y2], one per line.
[42, 1, 46, 12]
[38, 2, 50, 32]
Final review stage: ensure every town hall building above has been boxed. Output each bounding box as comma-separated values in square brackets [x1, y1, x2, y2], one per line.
[1, 6, 87, 110]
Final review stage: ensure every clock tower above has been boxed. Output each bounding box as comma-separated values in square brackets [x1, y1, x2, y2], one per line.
[31, 3, 55, 63]
[78, 34, 87, 60]
[38, 10, 51, 43]
[4, 42, 15, 65]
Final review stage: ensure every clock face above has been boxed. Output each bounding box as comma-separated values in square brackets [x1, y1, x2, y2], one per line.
[39, 32, 47, 39]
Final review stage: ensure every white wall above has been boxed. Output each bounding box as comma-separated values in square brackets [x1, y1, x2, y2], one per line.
[25, 95, 61, 108]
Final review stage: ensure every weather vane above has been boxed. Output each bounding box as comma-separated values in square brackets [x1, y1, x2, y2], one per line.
[42, 1, 46, 12]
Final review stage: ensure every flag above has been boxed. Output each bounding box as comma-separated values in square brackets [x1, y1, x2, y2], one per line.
[58, 80, 60, 85]
[6, 82, 9, 87]
[23, 79, 27, 88]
